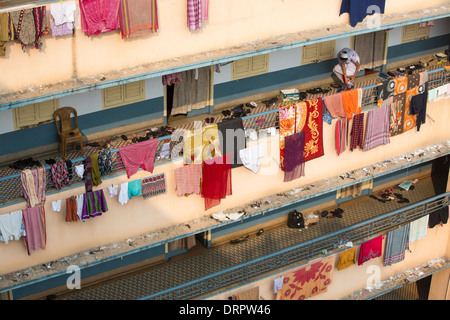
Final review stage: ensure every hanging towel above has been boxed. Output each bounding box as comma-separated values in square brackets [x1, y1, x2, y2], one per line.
[142, 173, 166, 199]
[217, 117, 246, 168]
[383, 224, 410, 266]
[65, 196, 78, 222]
[118, 0, 159, 39]
[358, 235, 383, 265]
[50, 1, 76, 25]
[409, 215, 429, 243]
[187, 0, 209, 31]
[118, 182, 129, 205]
[323, 93, 346, 118]
[20, 167, 46, 208]
[428, 206, 449, 229]
[340, 89, 361, 119]
[75, 164, 85, 178]
[22, 206, 46, 255]
[52, 200, 61, 212]
[337, 247, 357, 270]
[283, 132, 306, 182]
[340, 0, 386, 27]
[174, 163, 202, 196]
[349, 113, 364, 151]
[335, 117, 349, 156]
[0, 211, 26, 244]
[50, 161, 70, 190]
[79, 0, 121, 36]
[128, 179, 142, 199]
[76, 194, 85, 221]
[239, 143, 266, 174]
[363, 104, 390, 151]
[89, 153, 102, 187]
[201, 154, 232, 211]
[119, 139, 158, 178]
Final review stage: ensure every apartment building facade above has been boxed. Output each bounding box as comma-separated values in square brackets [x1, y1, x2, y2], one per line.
[0, 0, 449, 300]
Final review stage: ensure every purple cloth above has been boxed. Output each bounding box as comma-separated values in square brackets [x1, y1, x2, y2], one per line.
[283, 131, 306, 182]
[51, 20, 74, 36]
[363, 104, 390, 151]
[81, 190, 108, 220]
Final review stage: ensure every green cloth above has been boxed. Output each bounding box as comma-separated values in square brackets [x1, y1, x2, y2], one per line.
[90, 153, 102, 187]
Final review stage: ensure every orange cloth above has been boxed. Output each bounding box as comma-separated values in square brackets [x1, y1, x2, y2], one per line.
[337, 247, 357, 270]
[65, 196, 78, 222]
[340, 89, 361, 119]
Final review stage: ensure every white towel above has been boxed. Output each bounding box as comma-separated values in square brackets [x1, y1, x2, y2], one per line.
[76, 194, 85, 221]
[239, 143, 266, 173]
[118, 182, 129, 205]
[50, 1, 76, 25]
[0, 210, 26, 243]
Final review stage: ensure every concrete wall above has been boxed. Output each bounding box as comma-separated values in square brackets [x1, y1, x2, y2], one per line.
[0, 95, 448, 276]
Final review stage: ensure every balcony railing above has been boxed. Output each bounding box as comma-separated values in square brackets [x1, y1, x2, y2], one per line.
[0, 67, 448, 207]
[138, 191, 449, 300]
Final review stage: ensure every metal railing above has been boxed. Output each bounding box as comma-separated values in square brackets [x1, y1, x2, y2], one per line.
[138, 191, 449, 300]
[0, 67, 448, 207]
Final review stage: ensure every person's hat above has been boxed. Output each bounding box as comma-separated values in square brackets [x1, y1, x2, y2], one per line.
[340, 51, 349, 59]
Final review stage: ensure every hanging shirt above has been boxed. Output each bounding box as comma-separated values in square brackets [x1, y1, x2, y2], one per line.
[340, 0, 386, 27]
[0, 211, 26, 244]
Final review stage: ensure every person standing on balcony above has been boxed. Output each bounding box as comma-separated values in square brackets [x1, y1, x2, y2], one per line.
[332, 48, 361, 91]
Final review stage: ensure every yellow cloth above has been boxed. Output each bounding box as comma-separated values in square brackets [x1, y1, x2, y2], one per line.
[337, 247, 357, 270]
[236, 287, 259, 300]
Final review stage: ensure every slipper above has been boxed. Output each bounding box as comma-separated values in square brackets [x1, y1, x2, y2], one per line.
[121, 135, 128, 141]
[230, 235, 249, 244]
[256, 229, 264, 236]
[320, 210, 329, 218]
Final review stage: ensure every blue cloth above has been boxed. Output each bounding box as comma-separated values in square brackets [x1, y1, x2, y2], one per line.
[340, 0, 386, 27]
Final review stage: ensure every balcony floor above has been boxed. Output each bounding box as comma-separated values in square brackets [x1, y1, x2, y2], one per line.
[54, 176, 440, 300]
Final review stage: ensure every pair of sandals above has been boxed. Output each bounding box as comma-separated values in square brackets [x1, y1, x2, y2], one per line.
[229, 229, 264, 245]
[205, 117, 215, 124]
[320, 208, 344, 218]
[306, 87, 331, 94]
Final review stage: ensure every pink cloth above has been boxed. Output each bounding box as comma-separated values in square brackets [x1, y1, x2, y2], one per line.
[22, 206, 46, 256]
[323, 93, 346, 118]
[119, 139, 159, 178]
[79, 0, 121, 36]
[174, 163, 202, 196]
[187, 0, 208, 31]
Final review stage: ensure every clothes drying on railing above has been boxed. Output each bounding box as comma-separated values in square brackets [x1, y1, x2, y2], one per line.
[409, 215, 429, 243]
[22, 205, 46, 256]
[358, 235, 383, 265]
[187, 0, 208, 31]
[349, 112, 364, 151]
[340, 88, 362, 119]
[339, 0, 386, 28]
[79, 0, 121, 37]
[337, 246, 357, 270]
[323, 93, 346, 119]
[20, 167, 46, 208]
[283, 131, 306, 182]
[383, 224, 410, 266]
[279, 98, 324, 171]
[239, 143, 266, 174]
[142, 173, 166, 199]
[118, 0, 159, 39]
[50, 161, 70, 191]
[174, 163, 202, 197]
[0, 210, 26, 244]
[118, 139, 159, 178]
[335, 117, 349, 156]
[50, 1, 76, 37]
[217, 117, 246, 169]
[201, 153, 232, 211]
[183, 122, 222, 165]
[362, 104, 390, 151]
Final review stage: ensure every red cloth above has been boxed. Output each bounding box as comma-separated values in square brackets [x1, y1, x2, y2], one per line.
[358, 235, 383, 265]
[201, 154, 232, 211]
[79, 0, 121, 36]
[118, 139, 158, 178]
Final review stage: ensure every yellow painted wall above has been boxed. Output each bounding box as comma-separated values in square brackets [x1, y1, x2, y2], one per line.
[0, 98, 449, 276]
[0, 0, 449, 92]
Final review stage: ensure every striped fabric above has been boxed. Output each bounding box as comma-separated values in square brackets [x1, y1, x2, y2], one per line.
[22, 205, 46, 256]
[335, 117, 349, 156]
[142, 173, 166, 199]
[383, 224, 410, 266]
[349, 113, 364, 151]
[174, 163, 202, 196]
[363, 104, 390, 151]
[119, 0, 158, 39]
[162, 72, 182, 86]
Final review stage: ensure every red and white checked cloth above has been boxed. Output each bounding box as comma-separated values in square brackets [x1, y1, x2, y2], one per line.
[174, 163, 202, 196]
[187, 0, 208, 31]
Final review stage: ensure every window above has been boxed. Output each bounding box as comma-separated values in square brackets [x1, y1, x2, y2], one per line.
[102, 80, 145, 109]
[13, 99, 59, 129]
[401, 24, 431, 44]
[231, 54, 269, 80]
[301, 40, 336, 65]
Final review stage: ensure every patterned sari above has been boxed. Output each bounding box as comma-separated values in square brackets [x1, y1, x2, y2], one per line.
[279, 98, 324, 170]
